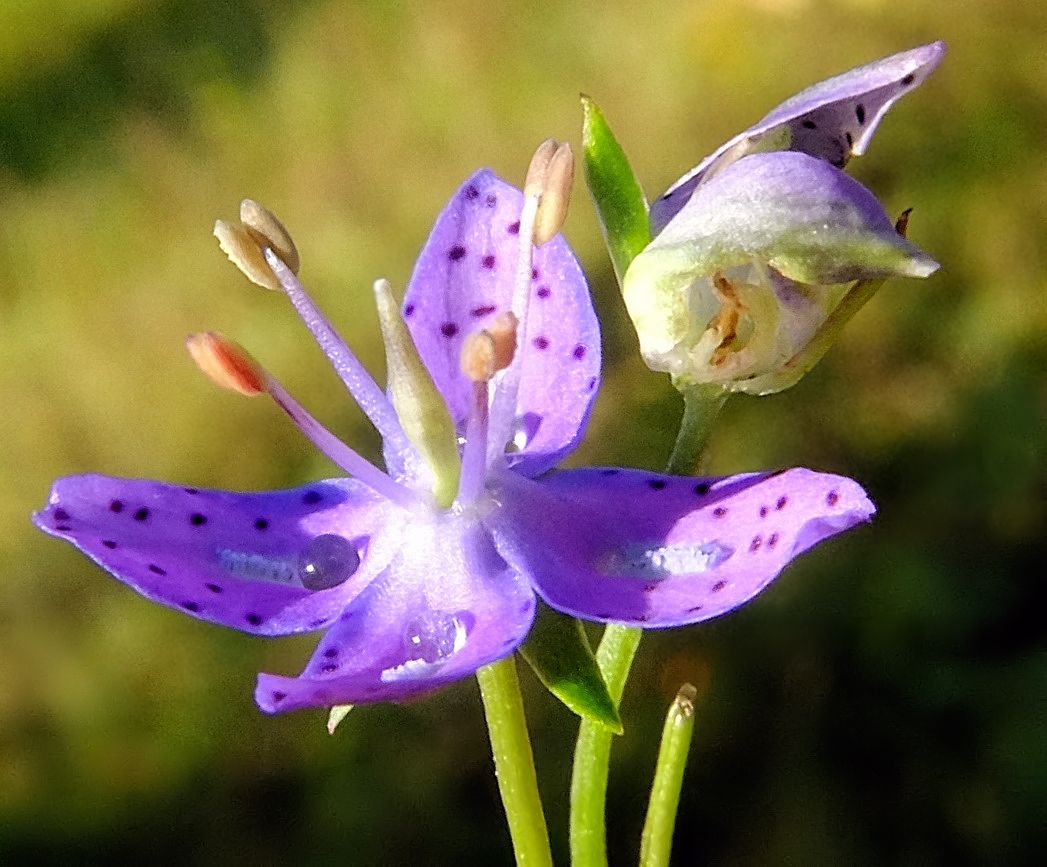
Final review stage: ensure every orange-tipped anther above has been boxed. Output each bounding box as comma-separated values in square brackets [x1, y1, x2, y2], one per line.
[459, 312, 518, 383]
[186, 331, 268, 396]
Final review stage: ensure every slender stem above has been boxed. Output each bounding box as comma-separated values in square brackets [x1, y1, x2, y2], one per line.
[569, 381, 727, 865]
[639, 685, 698, 867]
[666, 383, 729, 475]
[476, 658, 553, 867]
[569, 624, 642, 867]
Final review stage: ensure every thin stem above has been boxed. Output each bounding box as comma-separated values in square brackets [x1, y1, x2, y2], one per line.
[569, 381, 726, 865]
[666, 383, 729, 476]
[569, 624, 642, 867]
[476, 657, 553, 867]
[639, 685, 698, 867]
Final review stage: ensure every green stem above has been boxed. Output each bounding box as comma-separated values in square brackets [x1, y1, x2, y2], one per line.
[476, 658, 553, 867]
[569, 624, 643, 867]
[569, 382, 727, 866]
[639, 685, 698, 867]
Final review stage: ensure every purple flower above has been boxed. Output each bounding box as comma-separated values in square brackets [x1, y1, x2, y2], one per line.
[625, 42, 945, 393]
[34, 169, 874, 714]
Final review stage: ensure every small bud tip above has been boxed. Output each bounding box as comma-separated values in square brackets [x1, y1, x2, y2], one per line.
[186, 331, 268, 396]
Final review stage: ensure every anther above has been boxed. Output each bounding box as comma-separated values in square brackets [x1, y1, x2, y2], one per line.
[240, 199, 300, 274]
[532, 143, 574, 245]
[524, 139, 559, 199]
[214, 220, 280, 291]
[460, 312, 518, 383]
[186, 332, 268, 396]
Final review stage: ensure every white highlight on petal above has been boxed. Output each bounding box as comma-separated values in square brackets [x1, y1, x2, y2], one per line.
[380, 611, 469, 683]
[600, 540, 735, 579]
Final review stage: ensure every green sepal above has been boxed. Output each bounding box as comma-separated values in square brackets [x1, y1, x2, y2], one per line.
[581, 96, 651, 286]
[519, 604, 623, 734]
[374, 279, 460, 507]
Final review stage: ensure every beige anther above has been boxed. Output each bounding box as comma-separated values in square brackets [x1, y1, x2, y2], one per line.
[240, 199, 300, 274]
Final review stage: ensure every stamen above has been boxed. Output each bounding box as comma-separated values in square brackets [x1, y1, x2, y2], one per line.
[457, 380, 490, 505]
[532, 143, 574, 246]
[214, 220, 281, 291]
[187, 332, 415, 507]
[263, 249, 419, 470]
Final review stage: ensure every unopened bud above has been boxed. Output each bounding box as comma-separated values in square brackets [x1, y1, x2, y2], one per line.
[532, 142, 574, 245]
[186, 331, 268, 396]
[240, 199, 300, 274]
[214, 220, 280, 291]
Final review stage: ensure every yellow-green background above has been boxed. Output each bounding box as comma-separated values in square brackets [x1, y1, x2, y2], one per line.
[2, 0, 1044, 862]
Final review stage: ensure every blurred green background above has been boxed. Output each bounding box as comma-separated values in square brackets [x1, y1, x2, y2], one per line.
[2, 0, 1044, 863]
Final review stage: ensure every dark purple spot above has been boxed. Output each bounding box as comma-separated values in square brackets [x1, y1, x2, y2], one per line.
[901, 73, 915, 85]
[750, 536, 762, 553]
[363, 685, 381, 695]
[533, 335, 550, 350]
[271, 691, 286, 703]
[694, 482, 711, 495]
[303, 490, 322, 505]
[711, 580, 727, 593]
[519, 601, 531, 615]
[184, 487, 199, 495]
[440, 321, 459, 338]
[588, 377, 597, 391]
[481, 254, 496, 270]
[536, 286, 551, 299]
[189, 512, 207, 526]
[845, 131, 854, 148]
[600, 468, 619, 476]
[596, 612, 613, 620]
[712, 507, 728, 518]
[776, 496, 788, 511]
[485, 193, 497, 207]
[643, 583, 659, 593]
[507, 221, 520, 235]
[759, 506, 769, 518]
[826, 490, 840, 507]
[801, 119, 817, 130]
[404, 303, 415, 317]
[246, 613, 263, 626]
[254, 518, 269, 531]
[102, 540, 117, 549]
[648, 479, 667, 491]
[448, 245, 467, 261]
[308, 618, 326, 629]
[688, 604, 704, 613]
[531, 268, 539, 281]
[464, 184, 479, 199]
[205, 583, 223, 594]
[855, 103, 866, 124]
[572, 344, 586, 360]
[471, 304, 496, 317]
[182, 601, 200, 612]
[133, 507, 149, 522]
[54, 508, 70, 521]
[109, 500, 124, 514]
[320, 663, 338, 674]
[148, 564, 166, 575]
[323, 647, 338, 659]
[768, 533, 780, 549]
[55, 524, 71, 531]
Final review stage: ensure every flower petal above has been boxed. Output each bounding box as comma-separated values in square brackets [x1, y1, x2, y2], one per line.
[651, 41, 945, 233]
[403, 169, 600, 476]
[255, 515, 536, 712]
[486, 467, 874, 627]
[34, 475, 404, 635]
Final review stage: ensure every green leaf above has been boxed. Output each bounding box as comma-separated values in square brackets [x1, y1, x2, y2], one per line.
[581, 95, 651, 286]
[519, 605, 622, 733]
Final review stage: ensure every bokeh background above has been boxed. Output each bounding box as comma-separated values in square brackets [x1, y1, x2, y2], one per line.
[2, 0, 1044, 863]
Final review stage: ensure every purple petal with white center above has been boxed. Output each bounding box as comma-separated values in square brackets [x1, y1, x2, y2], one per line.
[485, 467, 874, 627]
[651, 41, 945, 234]
[34, 475, 405, 635]
[402, 170, 600, 476]
[256, 515, 536, 712]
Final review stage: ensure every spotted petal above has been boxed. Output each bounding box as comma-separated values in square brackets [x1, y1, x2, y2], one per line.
[403, 170, 601, 476]
[34, 475, 404, 635]
[651, 41, 945, 234]
[486, 467, 873, 627]
[256, 514, 536, 712]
